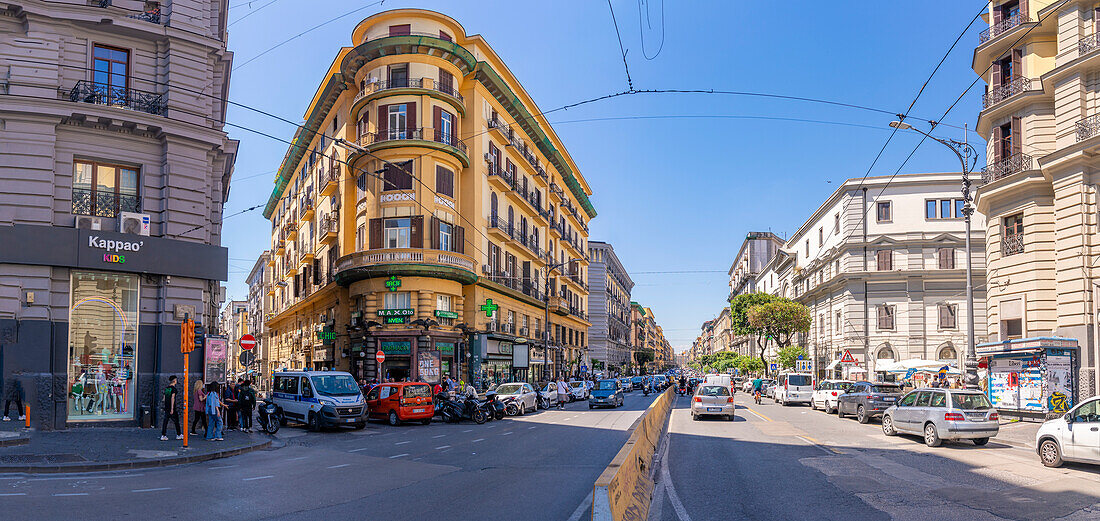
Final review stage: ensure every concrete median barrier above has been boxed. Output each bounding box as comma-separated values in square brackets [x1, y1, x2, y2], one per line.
[592, 387, 674, 521]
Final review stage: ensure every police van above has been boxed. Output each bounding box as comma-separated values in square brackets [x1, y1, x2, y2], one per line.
[271, 370, 366, 431]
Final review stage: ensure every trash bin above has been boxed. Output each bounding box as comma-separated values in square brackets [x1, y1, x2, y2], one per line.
[140, 405, 151, 428]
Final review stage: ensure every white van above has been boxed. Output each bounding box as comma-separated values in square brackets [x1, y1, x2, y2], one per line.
[703, 374, 735, 394]
[773, 372, 814, 406]
[271, 370, 366, 431]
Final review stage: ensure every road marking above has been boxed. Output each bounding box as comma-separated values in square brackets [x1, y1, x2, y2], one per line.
[208, 464, 237, 469]
[395, 441, 411, 445]
[472, 438, 485, 443]
[0, 493, 27, 496]
[528, 426, 537, 429]
[286, 456, 309, 461]
[132, 487, 171, 493]
[432, 434, 447, 438]
[348, 447, 370, 452]
[658, 426, 692, 521]
[389, 453, 409, 459]
[740, 405, 772, 422]
[796, 435, 838, 455]
[435, 445, 451, 450]
[502, 431, 513, 435]
[566, 490, 594, 521]
[462, 429, 473, 433]
[25, 474, 144, 481]
[242, 475, 273, 481]
[327, 464, 351, 469]
[53, 493, 89, 497]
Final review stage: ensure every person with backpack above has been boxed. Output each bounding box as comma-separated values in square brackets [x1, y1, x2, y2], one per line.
[237, 379, 256, 433]
[159, 375, 182, 441]
[222, 379, 239, 431]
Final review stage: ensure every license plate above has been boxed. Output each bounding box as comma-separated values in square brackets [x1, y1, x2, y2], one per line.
[966, 413, 985, 420]
[413, 408, 425, 413]
[707, 407, 722, 412]
[345, 418, 354, 423]
[883, 397, 896, 401]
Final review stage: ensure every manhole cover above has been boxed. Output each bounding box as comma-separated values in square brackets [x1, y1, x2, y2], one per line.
[0, 453, 88, 464]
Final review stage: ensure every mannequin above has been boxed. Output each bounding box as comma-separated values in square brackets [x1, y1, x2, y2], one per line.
[70, 372, 86, 415]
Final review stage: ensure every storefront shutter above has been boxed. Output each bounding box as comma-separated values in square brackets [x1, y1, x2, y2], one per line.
[369, 218, 383, 249]
[411, 215, 423, 248]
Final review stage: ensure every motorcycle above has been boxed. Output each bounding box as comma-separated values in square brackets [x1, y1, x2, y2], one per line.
[257, 397, 281, 435]
[485, 391, 506, 421]
[677, 384, 687, 396]
[502, 396, 522, 416]
[643, 385, 651, 397]
[438, 392, 487, 424]
[534, 387, 552, 410]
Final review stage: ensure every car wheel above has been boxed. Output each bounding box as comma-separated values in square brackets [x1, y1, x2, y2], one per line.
[857, 405, 869, 424]
[923, 423, 942, 447]
[308, 412, 321, 432]
[505, 402, 519, 416]
[388, 410, 400, 427]
[692, 413, 698, 421]
[421, 418, 431, 426]
[727, 414, 735, 421]
[882, 415, 897, 436]
[836, 404, 845, 418]
[353, 422, 365, 430]
[810, 400, 818, 411]
[1039, 439, 1063, 467]
[589, 404, 594, 409]
[973, 437, 989, 446]
[826, 402, 835, 414]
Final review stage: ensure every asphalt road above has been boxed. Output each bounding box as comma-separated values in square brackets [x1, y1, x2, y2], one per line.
[651, 392, 1100, 521]
[0, 391, 659, 521]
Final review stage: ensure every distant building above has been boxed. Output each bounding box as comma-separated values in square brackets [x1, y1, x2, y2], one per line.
[728, 232, 784, 355]
[587, 241, 634, 375]
[246, 252, 270, 386]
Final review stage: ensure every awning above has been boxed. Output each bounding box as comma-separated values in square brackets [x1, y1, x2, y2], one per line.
[825, 359, 841, 370]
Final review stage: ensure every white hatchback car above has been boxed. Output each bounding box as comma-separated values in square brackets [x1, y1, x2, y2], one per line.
[811, 380, 854, 413]
[1036, 396, 1100, 467]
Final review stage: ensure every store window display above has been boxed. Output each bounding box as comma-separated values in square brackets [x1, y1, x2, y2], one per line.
[67, 271, 138, 421]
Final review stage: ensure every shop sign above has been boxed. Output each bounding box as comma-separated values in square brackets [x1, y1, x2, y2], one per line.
[436, 341, 455, 355]
[380, 340, 411, 355]
[480, 299, 499, 317]
[313, 347, 333, 361]
[316, 330, 337, 341]
[378, 309, 414, 317]
[384, 316, 407, 324]
[434, 310, 458, 319]
[991, 359, 1023, 372]
[385, 276, 402, 291]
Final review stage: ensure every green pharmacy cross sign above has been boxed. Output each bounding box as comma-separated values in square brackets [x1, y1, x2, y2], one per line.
[385, 276, 402, 292]
[480, 298, 499, 318]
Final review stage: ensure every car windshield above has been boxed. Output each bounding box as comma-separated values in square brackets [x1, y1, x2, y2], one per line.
[402, 384, 432, 398]
[788, 375, 812, 386]
[951, 392, 992, 410]
[598, 380, 617, 390]
[496, 383, 524, 395]
[310, 374, 360, 396]
[870, 385, 902, 393]
[569, 382, 584, 388]
[698, 385, 730, 397]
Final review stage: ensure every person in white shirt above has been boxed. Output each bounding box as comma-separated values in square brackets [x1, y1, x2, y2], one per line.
[555, 378, 569, 410]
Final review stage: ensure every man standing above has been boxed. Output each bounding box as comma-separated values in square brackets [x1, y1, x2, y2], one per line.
[2, 371, 25, 422]
[223, 379, 240, 431]
[237, 379, 255, 433]
[160, 375, 182, 440]
[555, 377, 569, 410]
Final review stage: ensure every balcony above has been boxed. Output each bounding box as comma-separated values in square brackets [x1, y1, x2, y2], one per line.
[72, 188, 140, 217]
[274, 238, 286, 255]
[431, 127, 468, 155]
[335, 248, 477, 285]
[549, 220, 563, 238]
[1002, 234, 1024, 256]
[979, 12, 1030, 45]
[299, 243, 314, 265]
[69, 81, 165, 116]
[318, 214, 339, 245]
[357, 127, 469, 166]
[981, 76, 1037, 109]
[981, 152, 1034, 184]
[299, 198, 315, 222]
[487, 215, 513, 241]
[1076, 114, 1100, 142]
[319, 164, 340, 196]
[548, 183, 564, 203]
[551, 296, 569, 316]
[286, 222, 298, 240]
[488, 117, 510, 141]
[129, 7, 162, 24]
[1081, 34, 1100, 58]
[352, 78, 464, 117]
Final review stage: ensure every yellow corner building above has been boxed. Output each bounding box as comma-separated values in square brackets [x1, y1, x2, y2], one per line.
[262, 9, 595, 388]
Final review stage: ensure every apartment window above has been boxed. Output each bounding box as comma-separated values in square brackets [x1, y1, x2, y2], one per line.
[384, 291, 412, 310]
[926, 199, 964, 219]
[876, 201, 892, 222]
[876, 250, 892, 271]
[387, 104, 409, 139]
[384, 217, 411, 248]
[1003, 213, 1024, 255]
[835, 310, 842, 334]
[436, 294, 453, 325]
[382, 160, 413, 191]
[438, 111, 455, 146]
[438, 69, 453, 92]
[439, 221, 453, 252]
[877, 304, 895, 330]
[438, 30, 452, 42]
[435, 166, 454, 198]
[834, 213, 841, 234]
[93, 44, 129, 94]
[355, 224, 364, 251]
[818, 313, 825, 335]
[818, 227, 824, 247]
[955, 199, 965, 219]
[805, 240, 810, 257]
[938, 247, 955, 269]
[388, 24, 411, 36]
[72, 160, 140, 217]
[938, 304, 957, 329]
[993, 118, 1020, 164]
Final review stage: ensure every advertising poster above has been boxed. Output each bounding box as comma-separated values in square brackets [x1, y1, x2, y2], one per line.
[204, 336, 228, 384]
[418, 350, 441, 384]
[1045, 354, 1073, 413]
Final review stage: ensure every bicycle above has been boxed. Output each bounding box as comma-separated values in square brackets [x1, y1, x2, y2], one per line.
[753, 390, 762, 405]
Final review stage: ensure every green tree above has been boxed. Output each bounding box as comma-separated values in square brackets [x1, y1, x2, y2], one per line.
[731, 292, 779, 375]
[633, 349, 655, 370]
[776, 346, 810, 370]
[746, 299, 812, 376]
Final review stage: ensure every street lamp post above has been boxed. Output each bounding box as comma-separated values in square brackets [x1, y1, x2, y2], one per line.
[889, 119, 979, 390]
[543, 258, 579, 382]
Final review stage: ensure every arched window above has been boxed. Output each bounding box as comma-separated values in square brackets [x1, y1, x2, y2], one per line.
[938, 343, 957, 361]
[876, 345, 895, 360]
[520, 217, 528, 238]
[507, 206, 514, 232]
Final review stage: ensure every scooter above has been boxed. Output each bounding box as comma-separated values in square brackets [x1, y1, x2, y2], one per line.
[502, 396, 523, 416]
[534, 387, 552, 410]
[677, 384, 687, 396]
[257, 397, 281, 435]
[439, 392, 487, 424]
[643, 385, 651, 397]
[485, 391, 506, 421]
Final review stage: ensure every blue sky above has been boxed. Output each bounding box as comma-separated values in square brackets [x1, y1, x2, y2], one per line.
[220, 0, 987, 352]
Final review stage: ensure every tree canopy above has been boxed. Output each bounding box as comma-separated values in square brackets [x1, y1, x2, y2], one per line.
[776, 345, 810, 370]
[747, 300, 811, 349]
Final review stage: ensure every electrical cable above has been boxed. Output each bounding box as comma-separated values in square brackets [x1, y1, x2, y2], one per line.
[607, 0, 634, 91]
[227, 0, 279, 27]
[638, 0, 665, 61]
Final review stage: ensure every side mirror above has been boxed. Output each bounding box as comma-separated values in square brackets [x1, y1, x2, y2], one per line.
[1064, 413, 1075, 424]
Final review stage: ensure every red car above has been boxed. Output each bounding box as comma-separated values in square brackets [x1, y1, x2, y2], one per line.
[366, 382, 435, 426]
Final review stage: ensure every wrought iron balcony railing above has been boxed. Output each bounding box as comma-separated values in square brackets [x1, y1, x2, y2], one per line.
[357, 127, 423, 147]
[982, 76, 1036, 109]
[354, 78, 425, 105]
[433, 82, 463, 102]
[979, 12, 1029, 45]
[1076, 114, 1100, 142]
[1081, 34, 1100, 57]
[128, 8, 161, 24]
[1002, 234, 1024, 256]
[981, 152, 1033, 184]
[72, 188, 140, 217]
[69, 81, 166, 116]
[433, 129, 468, 154]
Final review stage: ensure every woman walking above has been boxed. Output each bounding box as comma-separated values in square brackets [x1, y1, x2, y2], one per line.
[190, 379, 207, 435]
[205, 382, 224, 441]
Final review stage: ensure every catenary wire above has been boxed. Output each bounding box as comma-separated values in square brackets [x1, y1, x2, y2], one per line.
[606, 0, 634, 91]
[638, 0, 665, 60]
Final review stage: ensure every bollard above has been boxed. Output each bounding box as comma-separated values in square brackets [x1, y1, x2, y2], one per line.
[24, 404, 29, 429]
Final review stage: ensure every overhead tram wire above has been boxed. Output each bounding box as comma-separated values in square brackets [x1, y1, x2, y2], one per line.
[227, 0, 279, 27]
[607, 0, 634, 91]
[638, 0, 665, 61]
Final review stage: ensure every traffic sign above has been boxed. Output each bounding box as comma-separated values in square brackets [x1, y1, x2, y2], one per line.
[239, 350, 255, 367]
[239, 334, 256, 351]
[839, 349, 857, 364]
[376, 350, 386, 364]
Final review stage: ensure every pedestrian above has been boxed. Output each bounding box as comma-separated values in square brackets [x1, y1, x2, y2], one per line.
[223, 378, 239, 431]
[237, 379, 256, 432]
[160, 375, 183, 441]
[555, 377, 569, 409]
[190, 379, 207, 435]
[205, 382, 224, 441]
[2, 371, 25, 422]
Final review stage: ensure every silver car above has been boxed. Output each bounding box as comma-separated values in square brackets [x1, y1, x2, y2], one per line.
[691, 384, 735, 421]
[881, 388, 999, 446]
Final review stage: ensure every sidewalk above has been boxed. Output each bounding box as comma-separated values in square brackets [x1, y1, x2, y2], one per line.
[994, 418, 1042, 449]
[0, 425, 272, 473]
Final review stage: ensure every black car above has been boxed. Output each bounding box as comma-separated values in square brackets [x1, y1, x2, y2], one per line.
[836, 381, 904, 424]
[631, 376, 645, 390]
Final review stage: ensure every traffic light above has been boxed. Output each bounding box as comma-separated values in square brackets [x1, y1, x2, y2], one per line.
[180, 319, 195, 354]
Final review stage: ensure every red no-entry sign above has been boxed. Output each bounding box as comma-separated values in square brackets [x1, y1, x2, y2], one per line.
[239, 334, 256, 351]
[376, 350, 386, 364]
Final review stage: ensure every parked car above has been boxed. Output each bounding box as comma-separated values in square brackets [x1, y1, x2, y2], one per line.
[773, 372, 813, 406]
[272, 370, 366, 431]
[811, 380, 854, 413]
[691, 384, 735, 421]
[765, 382, 778, 398]
[881, 388, 999, 446]
[631, 376, 646, 390]
[568, 380, 589, 401]
[494, 382, 538, 415]
[365, 381, 435, 426]
[589, 379, 625, 409]
[538, 382, 562, 408]
[1036, 395, 1100, 467]
[836, 381, 903, 424]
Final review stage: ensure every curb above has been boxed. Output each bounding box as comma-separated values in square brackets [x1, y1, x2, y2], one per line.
[0, 439, 272, 474]
[0, 434, 30, 448]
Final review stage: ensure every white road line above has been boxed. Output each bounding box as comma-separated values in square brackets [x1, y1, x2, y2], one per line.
[658, 428, 692, 521]
[796, 436, 835, 455]
[472, 438, 485, 443]
[502, 431, 513, 435]
[742, 407, 770, 422]
[461, 429, 473, 433]
[528, 426, 537, 429]
[327, 464, 351, 469]
[286, 456, 309, 461]
[242, 475, 273, 481]
[566, 490, 594, 521]
[435, 445, 450, 450]
[395, 441, 411, 445]
[432, 434, 447, 438]
[208, 464, 237, 469]
[348, 447, 370, 452]
[53, 493, 89, 497]
[390, 453, 409, 459]
[0, 493, 27, 496]
[132, 487, 171, 493]
[25, 474, 144, 481]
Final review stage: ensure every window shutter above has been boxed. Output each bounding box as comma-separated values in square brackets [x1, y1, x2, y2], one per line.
[1096, 7, 1100, 34]
[454, 225, 465, 254]
[313, 258, 321, 284]
[991, 62, 1002, 90]
[1011, 48, 1022, 81]
[1019, 0, 1028, 20]
[992, 4, 1003, 25]
[430, 216, 440, 250]
[407, 103, 417, 134]
[1011, 116, 1022, 157]
[369, 218, 383, 249]
[433, 106, 442, 141]
[377, 104, 388, 136]
[992, 125, 1004, 163]
[410, 215, 424, 248]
